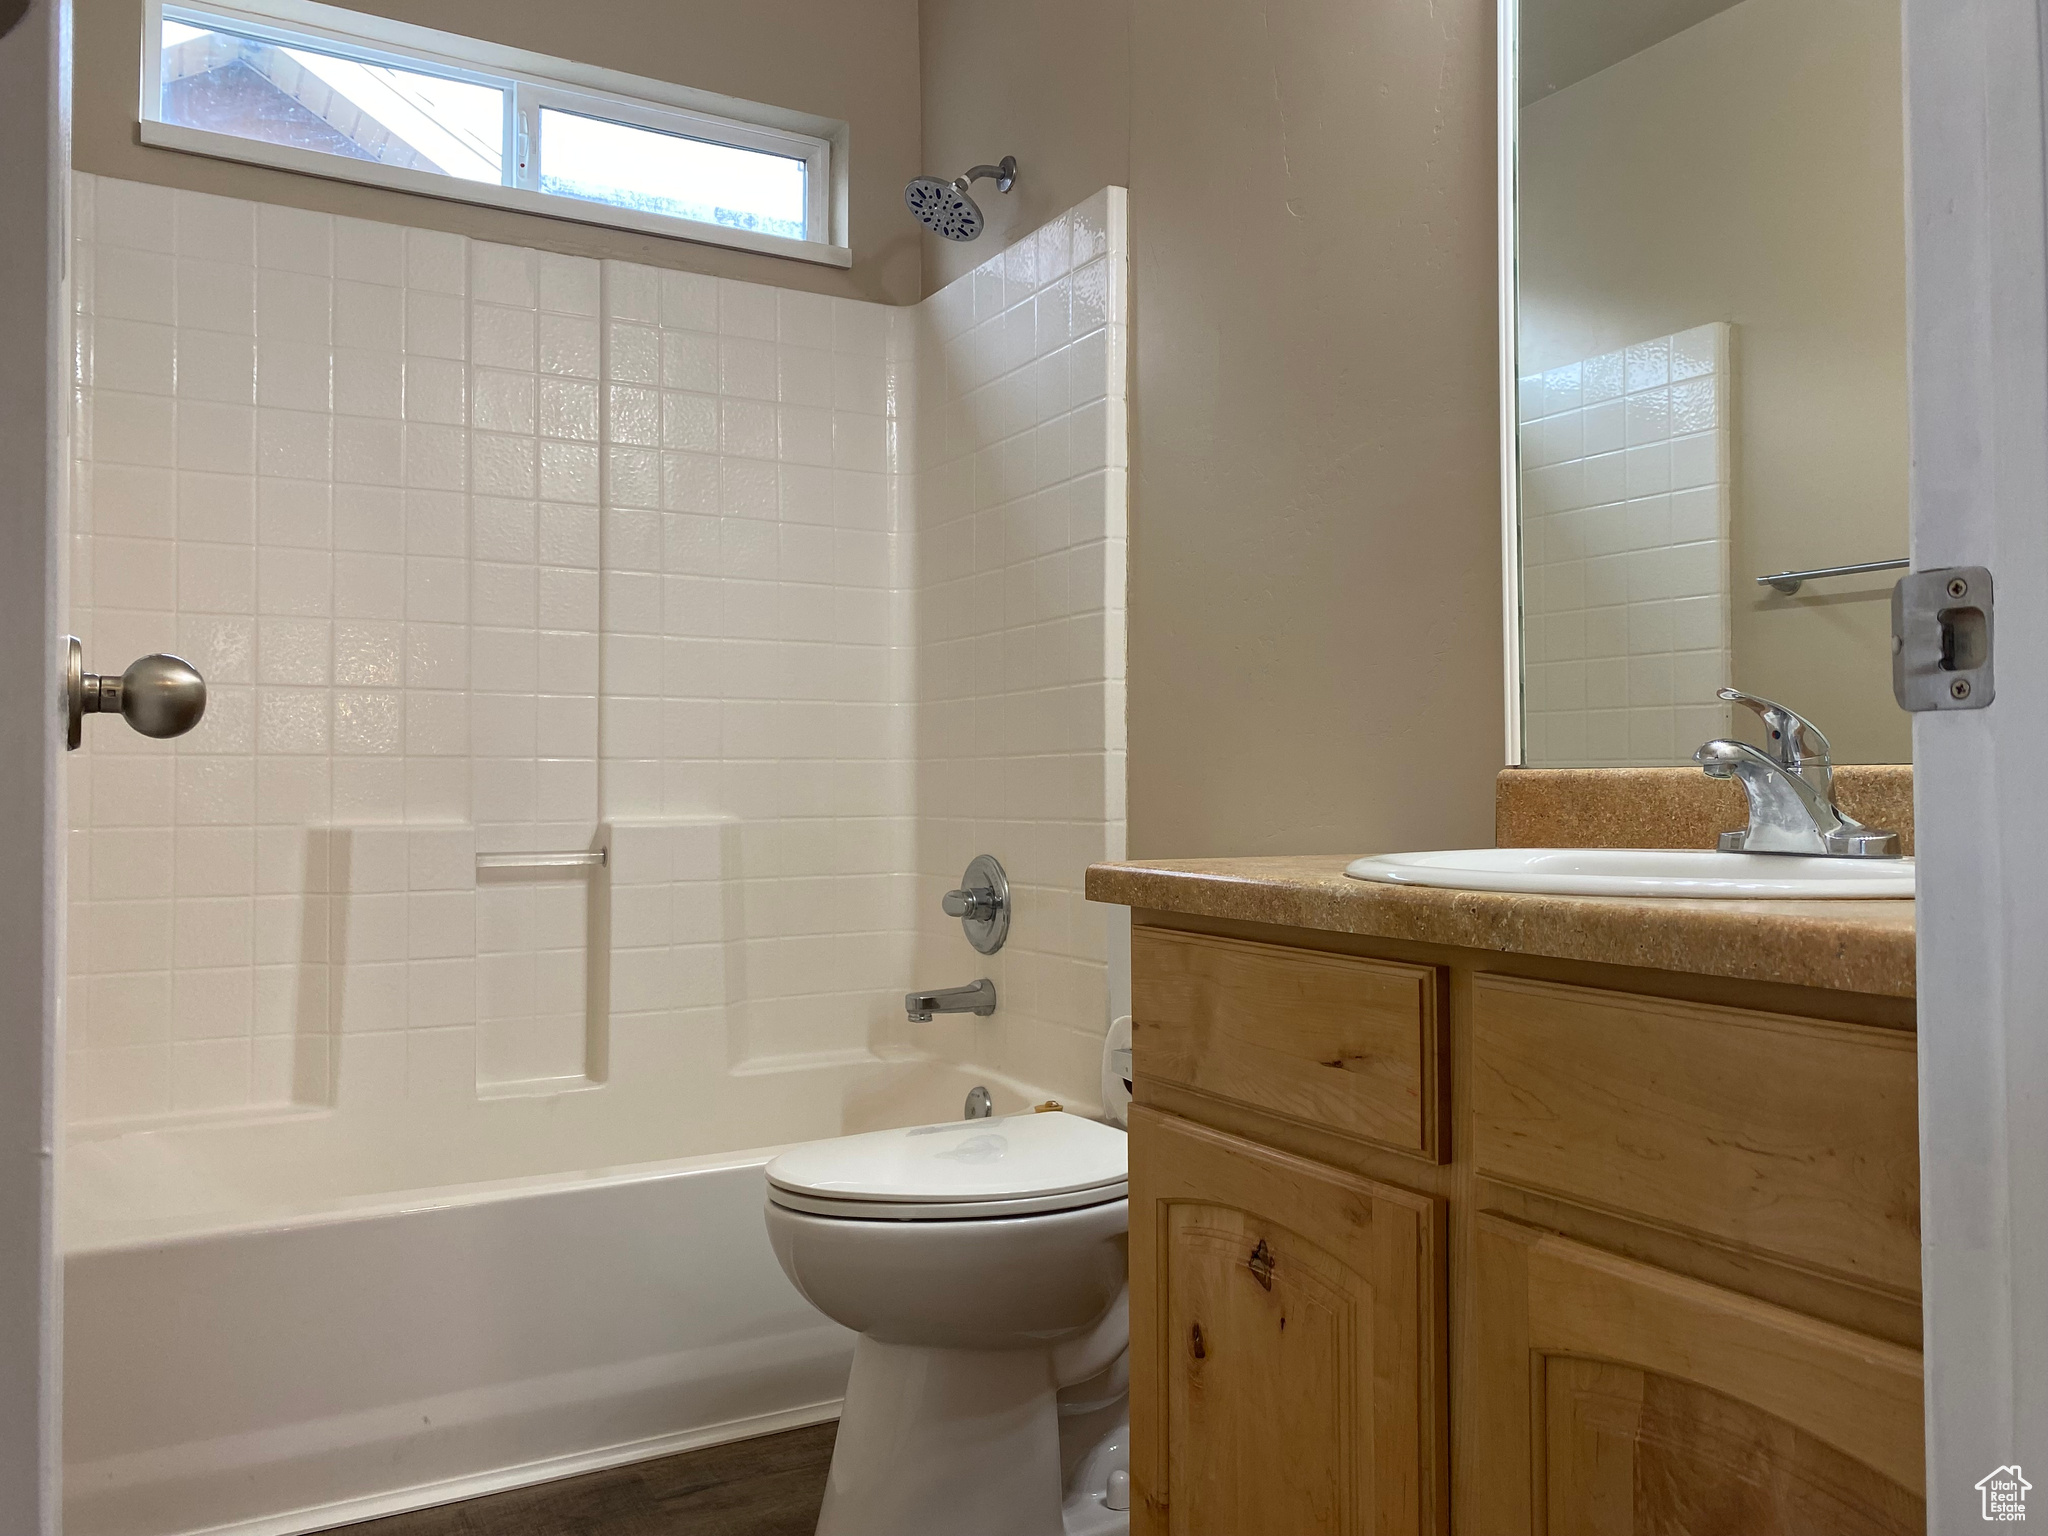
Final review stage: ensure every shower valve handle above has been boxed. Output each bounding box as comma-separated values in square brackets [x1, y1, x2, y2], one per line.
[942, 887, 1000, 921]
[942, 854, 1010, 955]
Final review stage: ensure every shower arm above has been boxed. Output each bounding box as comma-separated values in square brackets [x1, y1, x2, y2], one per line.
[957, 157, 1018, 194]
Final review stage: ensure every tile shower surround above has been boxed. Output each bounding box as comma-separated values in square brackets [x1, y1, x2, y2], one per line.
[65, 174, 1129, 1124]
[1517, 324, 1734, 767]
[910, 194, 1128, 1104]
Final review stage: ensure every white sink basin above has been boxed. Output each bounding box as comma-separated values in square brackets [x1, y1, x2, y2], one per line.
[1343, 848, 1915, 899]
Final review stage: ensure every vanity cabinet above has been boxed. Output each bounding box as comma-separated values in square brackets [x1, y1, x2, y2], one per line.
[1128, 1107, 1447, 1536]
[1468, 1218, 1923, 1536]
[1124, 920, 1923, 1536]
[1131, 928, 1446, 1161]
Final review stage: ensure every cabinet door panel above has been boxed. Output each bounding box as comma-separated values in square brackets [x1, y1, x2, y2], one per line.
[1164, 1201, 1355, 1533]
[1468, 1215, 1924, 1536]
[1131, 1106, 1447, 1536]
[1545, 1357, 1923, 1536]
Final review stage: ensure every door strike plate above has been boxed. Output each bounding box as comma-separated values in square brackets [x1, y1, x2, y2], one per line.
[1893, 566, 1993, 711]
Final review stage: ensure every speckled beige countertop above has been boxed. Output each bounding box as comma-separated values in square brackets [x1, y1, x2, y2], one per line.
[1085, 855, 1916, 998]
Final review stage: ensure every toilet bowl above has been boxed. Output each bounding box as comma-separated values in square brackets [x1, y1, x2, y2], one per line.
[764, 1112, 1131, 1536]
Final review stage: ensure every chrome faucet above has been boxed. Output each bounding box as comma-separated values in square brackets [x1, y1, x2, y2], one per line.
[905, 977, 997, 1022]
[1693, 689, 1901, 857]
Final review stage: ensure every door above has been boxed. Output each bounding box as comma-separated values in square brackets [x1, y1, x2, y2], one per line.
[1468, 1217, 1925, 1535]
[1903, 0, 2048, 1520]
[1128, 1106, 1448, 1536]
[0, 0, 67, 1530]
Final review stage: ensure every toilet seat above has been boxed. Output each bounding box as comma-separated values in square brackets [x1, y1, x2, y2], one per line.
[766, 1112, 1127, 1221]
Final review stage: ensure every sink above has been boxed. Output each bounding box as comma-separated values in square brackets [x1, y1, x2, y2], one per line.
[1343, 848, 1915, 899]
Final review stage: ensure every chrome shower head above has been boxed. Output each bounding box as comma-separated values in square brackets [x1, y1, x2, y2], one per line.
[905, 176, 983, 240]
[905, 156, 1017, 241]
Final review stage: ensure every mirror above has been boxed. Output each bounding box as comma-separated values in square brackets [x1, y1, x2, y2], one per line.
[1507, 0, 1909, 766]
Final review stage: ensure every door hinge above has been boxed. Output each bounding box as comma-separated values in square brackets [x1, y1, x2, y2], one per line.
[1893, 566, 1993, 711]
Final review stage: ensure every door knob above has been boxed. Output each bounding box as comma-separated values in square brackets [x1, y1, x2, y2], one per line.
[65, 637, 206, 751]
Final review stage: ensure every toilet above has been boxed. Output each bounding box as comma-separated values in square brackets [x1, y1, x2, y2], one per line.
[764, 1111, 1132, 1536]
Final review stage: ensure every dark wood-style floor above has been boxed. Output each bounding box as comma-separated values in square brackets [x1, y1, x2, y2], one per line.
[323, 1422, 836, 1536]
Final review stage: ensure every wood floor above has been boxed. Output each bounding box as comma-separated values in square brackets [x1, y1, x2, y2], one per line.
[323, 1422, 837, 1536]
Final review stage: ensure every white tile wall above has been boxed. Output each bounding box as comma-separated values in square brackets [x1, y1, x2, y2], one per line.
[908, 188, 1130, 1103]
[69, 177, 345, 1120]
[1518, 324, 1734, 766]
[326, 824, 480, 1106]
[65, 174, 1127, 1129]
[595, 261, 920, 1069]
[604, 817, 734, 1084]
[464, 239, 604, 1091]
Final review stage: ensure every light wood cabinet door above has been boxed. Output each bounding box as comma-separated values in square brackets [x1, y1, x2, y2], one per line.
[1129, 1106, 1447, 1536]
[1468, 1216, 1925, 1536]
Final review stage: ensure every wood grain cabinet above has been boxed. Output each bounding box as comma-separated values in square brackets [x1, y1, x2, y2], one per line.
[1129, 1106, 1448, 1536]
[1126, 922, 1924, 1536]
[1133, 928, 1447, 1161]
[1467, 1218, 1924, 1536]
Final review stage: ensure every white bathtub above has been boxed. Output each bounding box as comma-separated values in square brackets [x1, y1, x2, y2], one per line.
[63, 1058, 1035, 1536]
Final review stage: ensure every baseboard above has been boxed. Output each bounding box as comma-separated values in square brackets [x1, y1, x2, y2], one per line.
[164, 1399, 844, 1536]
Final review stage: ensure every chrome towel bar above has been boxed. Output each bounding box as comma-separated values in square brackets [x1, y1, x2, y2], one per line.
[1757, 558, 1908, 595]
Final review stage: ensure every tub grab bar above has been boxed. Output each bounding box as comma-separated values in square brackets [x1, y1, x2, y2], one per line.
[475, 849, 608, 871]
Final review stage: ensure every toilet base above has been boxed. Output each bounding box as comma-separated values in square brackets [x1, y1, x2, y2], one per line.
[818, 1336, 1128, 1536]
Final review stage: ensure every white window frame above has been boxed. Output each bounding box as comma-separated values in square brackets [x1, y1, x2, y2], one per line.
[139, 0, 850, 266]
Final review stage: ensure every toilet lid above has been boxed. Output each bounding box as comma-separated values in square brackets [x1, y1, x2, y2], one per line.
[766, 1112, 1127, 1220]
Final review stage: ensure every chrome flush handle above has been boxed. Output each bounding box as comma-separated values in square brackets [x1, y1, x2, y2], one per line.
[65, 637, 206, 751]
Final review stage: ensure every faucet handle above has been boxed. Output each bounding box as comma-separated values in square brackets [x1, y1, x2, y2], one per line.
[1717, 688, 1832, 772]
[944, 854, 1009, 955]
[942, 887, 1000, 920]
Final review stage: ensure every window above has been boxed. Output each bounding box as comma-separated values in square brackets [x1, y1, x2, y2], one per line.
[140, 0, 846, 264]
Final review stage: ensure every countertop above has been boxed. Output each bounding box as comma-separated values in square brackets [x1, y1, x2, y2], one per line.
[1086, 855, 1915, 998]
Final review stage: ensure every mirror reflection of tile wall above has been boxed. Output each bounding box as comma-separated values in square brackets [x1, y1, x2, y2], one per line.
[1519, 326, 1731, 766]
[1514, 0, 1912, 766]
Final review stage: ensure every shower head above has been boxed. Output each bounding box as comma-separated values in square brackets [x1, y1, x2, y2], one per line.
[904, 156, 1018, 241]
[905, 177, 984, 241]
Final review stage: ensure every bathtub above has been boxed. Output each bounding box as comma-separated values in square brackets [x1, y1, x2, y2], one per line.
[63, 1058, 1036, 1536]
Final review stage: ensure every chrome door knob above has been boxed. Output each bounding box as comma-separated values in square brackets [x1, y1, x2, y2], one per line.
[65, 637, 207, 750]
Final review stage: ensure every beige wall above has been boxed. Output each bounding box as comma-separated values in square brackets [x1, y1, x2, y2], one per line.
[916, 0, 1131, 295]
[74, 0, 925, 303]
[922, 0, 1505, 858]
[1519, 0, 1910, 762]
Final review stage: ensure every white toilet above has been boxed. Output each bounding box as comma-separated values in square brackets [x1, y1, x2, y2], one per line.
[764, 1111, 1132, 1536]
